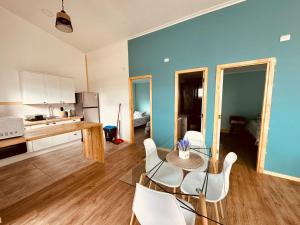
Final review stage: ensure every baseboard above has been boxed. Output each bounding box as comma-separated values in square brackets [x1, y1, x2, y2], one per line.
[0, 140, 82, 168]
[263, 170, 300, 182]
[158, 147, 172, 152]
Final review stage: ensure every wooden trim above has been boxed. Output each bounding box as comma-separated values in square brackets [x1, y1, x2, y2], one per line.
[85, 55, 90, 92]
[174, 67, 208, 146]
[212, 58, 276, 172]
[0, 102, 22, 105]
[221, 128, 230, 133]
[263, 170, 300, 182]
[128, 75, 153, 144]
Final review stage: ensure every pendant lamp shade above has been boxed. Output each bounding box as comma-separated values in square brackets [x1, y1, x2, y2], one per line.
[55, 0, 73, 33]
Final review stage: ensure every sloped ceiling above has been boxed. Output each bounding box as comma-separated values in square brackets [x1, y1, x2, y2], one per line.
[0, 0, 244, 52]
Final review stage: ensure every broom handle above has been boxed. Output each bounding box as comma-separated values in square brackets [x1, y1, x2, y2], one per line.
[117, 103, 121, 138]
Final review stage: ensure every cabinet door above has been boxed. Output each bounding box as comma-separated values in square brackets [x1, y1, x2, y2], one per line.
[52, 133, 70, 146]
[32, 137, 53, 151]
[69, 131, 82, 141]
[20, 71, 46, 104]
[44, 75, 61, 104]
[60, 77, 75, 103]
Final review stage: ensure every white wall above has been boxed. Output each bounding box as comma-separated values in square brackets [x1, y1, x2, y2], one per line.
[87, 40, 130, 141]
[0, 6, 86, 116]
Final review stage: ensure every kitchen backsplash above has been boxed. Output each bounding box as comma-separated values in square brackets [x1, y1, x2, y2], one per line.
[0, 104, 75, 118]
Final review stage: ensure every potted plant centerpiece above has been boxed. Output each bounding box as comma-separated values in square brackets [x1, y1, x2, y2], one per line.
[177, 139, 190, 159]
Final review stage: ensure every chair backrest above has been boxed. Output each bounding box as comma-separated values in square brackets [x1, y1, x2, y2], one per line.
[184, 131, 205, 147]
[143, 138, 161, 172]
[221, 152, 237, 197]
[132, 184, 187, 225]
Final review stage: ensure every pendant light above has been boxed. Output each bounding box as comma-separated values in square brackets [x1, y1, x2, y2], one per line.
[55, 0, 73, 33]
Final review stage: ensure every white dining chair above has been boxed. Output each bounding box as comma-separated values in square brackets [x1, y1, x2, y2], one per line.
[144, 138, 183, 191]
[180, 152, 237, 222]
[183, 131, 209, 172]
[130, 183, 196, 225]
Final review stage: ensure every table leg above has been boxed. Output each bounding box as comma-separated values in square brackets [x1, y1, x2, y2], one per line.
[197, 193, 208, 225]
[82, 125, 104, 162]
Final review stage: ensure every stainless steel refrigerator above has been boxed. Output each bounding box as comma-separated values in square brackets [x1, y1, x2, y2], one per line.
[75, 92, 100, 123]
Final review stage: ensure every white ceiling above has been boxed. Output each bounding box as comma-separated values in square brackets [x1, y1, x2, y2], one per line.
[0, 0, 244, 53]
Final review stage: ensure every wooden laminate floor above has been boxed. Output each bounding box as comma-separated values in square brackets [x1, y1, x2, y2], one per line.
[0, 135, 299, 225]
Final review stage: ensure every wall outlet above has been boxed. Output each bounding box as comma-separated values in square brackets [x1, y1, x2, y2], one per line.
[280, 34, 291, 42]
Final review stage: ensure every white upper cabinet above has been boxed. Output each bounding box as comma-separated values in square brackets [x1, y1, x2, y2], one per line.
[44, 75, 61, 104]
[20, 71, 46, 104]
[20, 71, 75, 104]
[60, 77, 75, 103]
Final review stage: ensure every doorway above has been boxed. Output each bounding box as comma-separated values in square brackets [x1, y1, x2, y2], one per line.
[129, 75, 152, 144]
[174, 68, 208, 145]
[212, 58, 276, 173]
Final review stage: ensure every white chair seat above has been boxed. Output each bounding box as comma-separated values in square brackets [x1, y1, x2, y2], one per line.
[181, 171, 224, 202]
[144, 138, 184, 188]
[179, 200, 196, 225]
[148, 162, 183, 188]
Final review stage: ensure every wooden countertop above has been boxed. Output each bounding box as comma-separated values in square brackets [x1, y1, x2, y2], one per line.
[0, 122, 102, 148]
[24, 116, 82, 126]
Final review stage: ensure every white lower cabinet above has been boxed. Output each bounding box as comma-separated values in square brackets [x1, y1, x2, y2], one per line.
[69, 131, 82, 142]
[26, 119, 82, 152]
[32, 137, 54, 151]
[52, 133, 70, 146]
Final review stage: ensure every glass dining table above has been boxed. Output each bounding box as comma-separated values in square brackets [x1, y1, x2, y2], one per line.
[142, 146, 223, 225]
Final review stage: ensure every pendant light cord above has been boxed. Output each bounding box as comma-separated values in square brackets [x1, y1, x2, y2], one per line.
[61, 0, 64, 11]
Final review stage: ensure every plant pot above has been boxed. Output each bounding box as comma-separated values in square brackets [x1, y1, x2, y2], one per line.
[179, 150, 190, 159]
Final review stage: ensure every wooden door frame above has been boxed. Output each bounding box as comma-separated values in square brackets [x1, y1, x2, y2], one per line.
[129, 75, 153, 144]
[212, 58, 276, 173]
[174, 67, 208, 146]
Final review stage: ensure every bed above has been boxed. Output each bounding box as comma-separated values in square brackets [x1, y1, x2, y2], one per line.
[134, 111, 150, 127]
[246, 119, 261, 145]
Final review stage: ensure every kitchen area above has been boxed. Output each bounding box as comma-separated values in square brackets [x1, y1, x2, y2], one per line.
[0, 70, 104, 167]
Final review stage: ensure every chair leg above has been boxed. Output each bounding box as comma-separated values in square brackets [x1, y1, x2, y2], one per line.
[198, 193, 208, 225]
[173, 187, 177, 196]
[219, 201, 224, 218]
[187, 196, 191, 203]
[149, 180, 153, 189]
[129, 212, 136, 225]
[214, 202, 220, 222]
[139, 173, 146, 185]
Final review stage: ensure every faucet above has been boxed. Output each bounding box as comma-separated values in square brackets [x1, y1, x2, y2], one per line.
[48, 105, 54, 118]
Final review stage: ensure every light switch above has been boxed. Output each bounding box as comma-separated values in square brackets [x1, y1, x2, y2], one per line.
[164, 58, 170, 63]
[280, 34, 291, 42]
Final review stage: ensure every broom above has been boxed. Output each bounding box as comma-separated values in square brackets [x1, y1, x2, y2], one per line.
[113, 103, 124, 144]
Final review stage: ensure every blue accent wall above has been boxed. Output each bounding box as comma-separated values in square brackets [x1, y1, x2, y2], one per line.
[128, 0, 300, 177]
[221, 71, 265, 130]
[134, 83, 150, 114]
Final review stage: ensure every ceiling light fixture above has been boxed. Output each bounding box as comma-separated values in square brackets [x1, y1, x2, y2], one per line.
[55, 0, 73, 33]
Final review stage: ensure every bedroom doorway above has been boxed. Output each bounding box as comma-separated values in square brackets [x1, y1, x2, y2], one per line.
[174, 68, 208, 145]
[129, 75, 152, 144]
[212, 58, 276, 173]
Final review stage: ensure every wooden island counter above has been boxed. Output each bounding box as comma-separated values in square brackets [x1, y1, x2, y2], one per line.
[0, 122, 105, 163]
